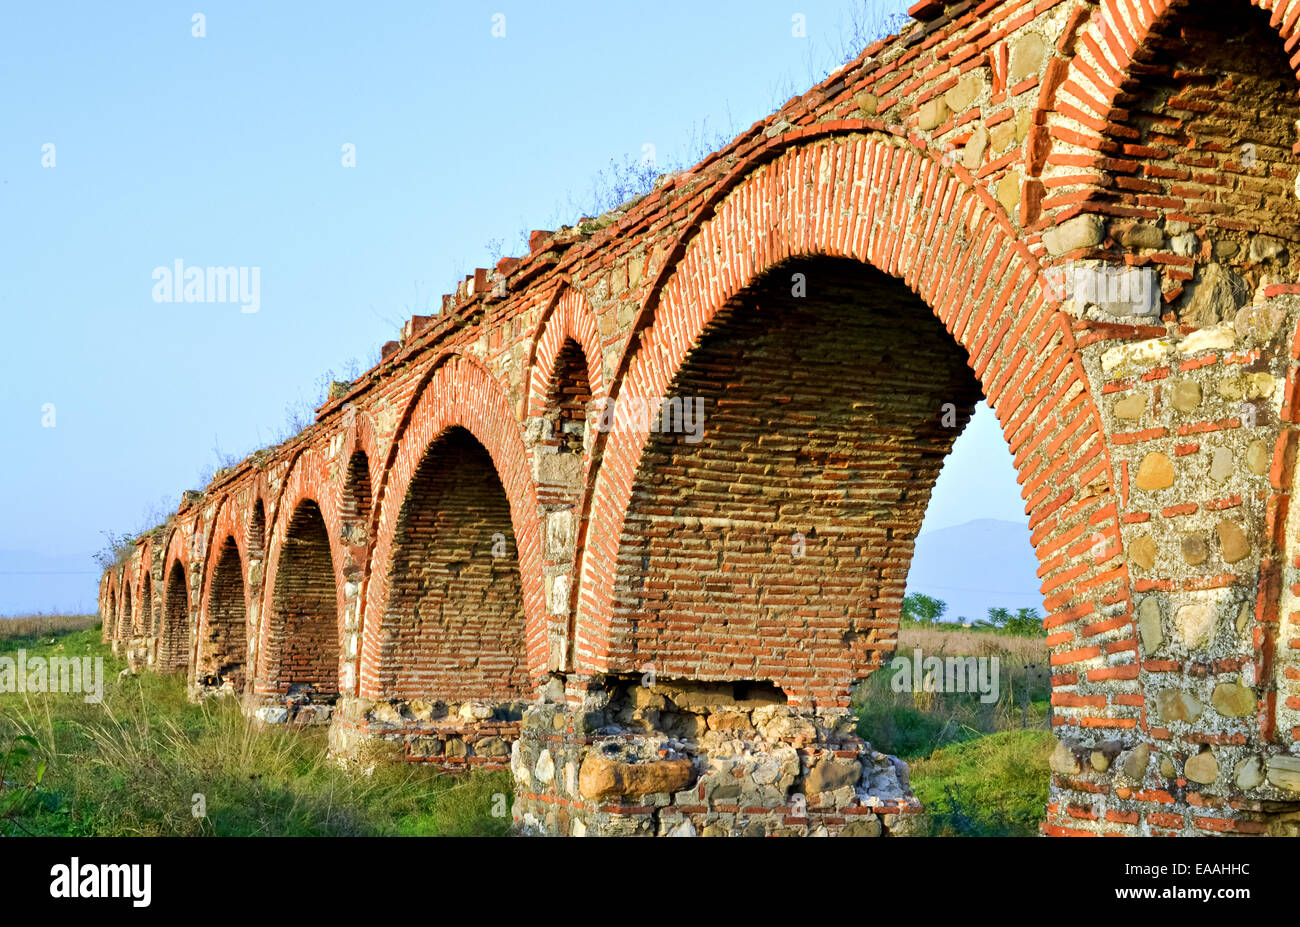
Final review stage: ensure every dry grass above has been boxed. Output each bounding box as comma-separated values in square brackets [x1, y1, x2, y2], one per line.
[0, 614, 99, 639]
[898, 626, 1047, 663]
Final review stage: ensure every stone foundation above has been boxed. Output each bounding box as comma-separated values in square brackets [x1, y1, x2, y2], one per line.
[327, 696, 523, 769]
[510, 677, 918, 836]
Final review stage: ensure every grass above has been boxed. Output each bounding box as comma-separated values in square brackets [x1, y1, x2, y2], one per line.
[1, 617, 1052, 837]
[907, 730, 1056, 837]
[854, 623, 1054, 836]
[0, 626, 510, 836]
[0, 613, 100, 642]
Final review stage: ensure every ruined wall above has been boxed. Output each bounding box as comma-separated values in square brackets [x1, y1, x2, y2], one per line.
[100, 0, 1300, 835]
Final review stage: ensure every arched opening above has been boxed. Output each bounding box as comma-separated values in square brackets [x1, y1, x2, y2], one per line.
[609, 256, 986, 701]
[138, 572, 152, 636]
[161, 560, 189, 674]
[377, 427, 528, 702]
[199, 536, 247, 692]
[905, 402, 1041, 625]
[118, 583, 133, 642]
[247, 499, 267, 561]
[257, 500, 340, 701]
[105, 588, 116, 639]
[1087, 0, 1300, 327]
[341, 450, 372, 547]
[543, 339, 592, 456]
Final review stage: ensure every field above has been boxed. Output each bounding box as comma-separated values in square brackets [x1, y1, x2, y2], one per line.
[0, 619, 508, 836]
[0, 617, 1051, 836]
[854, 624, 1056, 836]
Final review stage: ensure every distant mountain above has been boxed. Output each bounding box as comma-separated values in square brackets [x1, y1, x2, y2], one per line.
[0, 549, 100, 617]
[904, 519, 1042, 624]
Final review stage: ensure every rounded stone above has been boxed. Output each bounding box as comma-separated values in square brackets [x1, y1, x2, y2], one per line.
[1156, 689, 1203, 724]
[1130, 534, 1158, 570]
[1049, 741, 1082, 775]
[1235, 756, 1263, 789]
[1136, 596, 1164, 652]
[1181, 534, 1209, 566]
[1236, 602, 1252, 635]
[1135, 452, 1175, 491]
[1208, 446, 1234, 482]
[1113, 392, 1147, 421]
[1169, 380, 1202, 412]
[1159, 755, 1177, 778]
[1185, 750, 1219, 785]
[1177, 602, 1216, 649]
[1119, 222, 1165, 250]
[1246, 440, 1270, 475]
[1121, 743, 1152, 781]
[1216, 520, 1250, 564]
[1211, 681, 1255, 718]
[1008, 32, 1048, 82]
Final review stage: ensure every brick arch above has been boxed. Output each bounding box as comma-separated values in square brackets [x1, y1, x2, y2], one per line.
[134, 538, 155, 636]
[1043, 0, 1300, 239]
[339, 407, 381, 551]
[1051, 0, 1300, 132]
[117, 575, 132, 643]
[102, 574, 118, 643]
[160, 525, 194, 675]
[254, 445, 346, 699]
[138, 569, 153, 636]
[195, 494, 254, 691]
[526, 286, 607, 418]
[359, 352, 545, 694]
[574, 131, 1128, 702]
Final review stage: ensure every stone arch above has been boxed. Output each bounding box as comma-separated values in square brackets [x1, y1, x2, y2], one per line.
[103, 580, 117, 643]
[197, 535, 248, 691]
[161, 557, 190, 674]
[363, 426, 528, 702]
[247, 496, 268, 562]
[196, 495, 253, 692]
[574, 131, 1126, 705]
[255, 497, 342, 704]
[255, 446, 347, 695]
[118, 579, 132, 643]
[137, 569, 153, 637]
[360, 353, 542, 697]
[1041, 0, 1300, 328]
[527, 286, 607, 418]
[341, 448, 374, 551]
[1044, 0, 1300, 761]
[160, 526, 194, 675]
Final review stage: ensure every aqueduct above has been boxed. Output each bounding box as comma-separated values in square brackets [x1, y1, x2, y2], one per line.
[102, 0, 1300, 836]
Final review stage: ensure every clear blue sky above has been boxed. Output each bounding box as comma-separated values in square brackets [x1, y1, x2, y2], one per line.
[0, 1, 1031, 615]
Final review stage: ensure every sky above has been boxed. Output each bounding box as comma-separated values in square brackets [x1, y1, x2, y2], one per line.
[0, 1, 1032, 615]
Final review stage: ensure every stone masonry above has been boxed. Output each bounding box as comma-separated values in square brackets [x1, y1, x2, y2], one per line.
[102, 0, 1300, 835]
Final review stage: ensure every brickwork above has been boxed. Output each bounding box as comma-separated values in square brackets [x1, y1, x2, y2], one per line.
[101, 0, 1300, 834]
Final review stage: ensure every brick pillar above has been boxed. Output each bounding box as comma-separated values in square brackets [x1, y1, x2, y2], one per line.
[1043, 294, 1300, 835]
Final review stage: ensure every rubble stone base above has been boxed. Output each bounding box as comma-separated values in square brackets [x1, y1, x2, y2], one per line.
[327, 696, 522, 770]
[510, 676, 920, 836]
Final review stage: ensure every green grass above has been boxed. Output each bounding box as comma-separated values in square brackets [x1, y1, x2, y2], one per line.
[1, 617, 1054, 837]
[907, 730, 1056, 836]
[853, 622, 1055, 836]
[0, 626, 511, 836]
